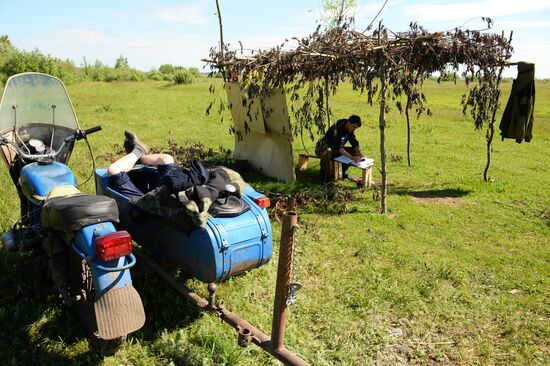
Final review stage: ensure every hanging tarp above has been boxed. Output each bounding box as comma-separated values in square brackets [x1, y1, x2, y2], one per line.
[226, 83, 295, 183]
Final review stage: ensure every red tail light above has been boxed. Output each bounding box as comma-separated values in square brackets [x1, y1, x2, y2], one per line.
[95, 231, 132, 261]
[254, 196, 270, 209]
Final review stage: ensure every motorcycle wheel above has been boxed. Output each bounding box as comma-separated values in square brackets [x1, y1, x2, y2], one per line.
[68, 251, 126, 355]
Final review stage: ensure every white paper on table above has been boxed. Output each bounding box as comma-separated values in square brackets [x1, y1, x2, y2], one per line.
[333, 155, 374, 169]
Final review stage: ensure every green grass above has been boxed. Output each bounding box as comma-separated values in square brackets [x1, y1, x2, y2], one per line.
[0, 78, 548, 365]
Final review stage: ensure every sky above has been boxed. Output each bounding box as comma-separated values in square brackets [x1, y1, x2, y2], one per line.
[1, 0, 550, 78]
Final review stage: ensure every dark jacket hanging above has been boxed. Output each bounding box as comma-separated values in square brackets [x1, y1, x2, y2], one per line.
[499, 62, 535, 143]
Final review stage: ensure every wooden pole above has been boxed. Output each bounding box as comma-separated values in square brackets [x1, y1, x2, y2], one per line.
[484, 31, 513, 182]
[324, 75, 331, 126]
[378, 25, 388, 214]
[405, 95, 412, 167]
[215, 0, 226, 81]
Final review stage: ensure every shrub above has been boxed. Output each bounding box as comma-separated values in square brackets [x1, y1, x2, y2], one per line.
[173, 70, 194, 85]
[159, 64, 175, 75]
[0, 49, 79, 83]
[147, 70, 165, 81]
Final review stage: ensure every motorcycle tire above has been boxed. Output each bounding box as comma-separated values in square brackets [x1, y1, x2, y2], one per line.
[68, 251, 126, 355]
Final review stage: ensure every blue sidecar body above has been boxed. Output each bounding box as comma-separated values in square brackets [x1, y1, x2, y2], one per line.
[95, 166, 273, 283]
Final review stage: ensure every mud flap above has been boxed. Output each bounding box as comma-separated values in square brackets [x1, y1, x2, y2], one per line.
[93, 284, 145, 340]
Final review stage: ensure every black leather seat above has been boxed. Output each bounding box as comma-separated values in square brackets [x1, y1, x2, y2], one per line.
[41, 194, 119, 232]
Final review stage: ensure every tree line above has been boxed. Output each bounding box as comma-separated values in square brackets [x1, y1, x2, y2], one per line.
[0, 35, 203, 84]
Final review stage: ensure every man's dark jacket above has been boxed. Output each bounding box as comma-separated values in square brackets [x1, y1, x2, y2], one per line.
[499, 62, 535, 143]
[321, 119, 360, 151]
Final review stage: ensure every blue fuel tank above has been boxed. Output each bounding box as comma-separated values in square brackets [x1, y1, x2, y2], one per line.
[94, 168, 272, 283]
[20, 162, 76, 201]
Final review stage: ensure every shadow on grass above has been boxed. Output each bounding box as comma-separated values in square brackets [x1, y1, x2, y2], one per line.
[131, 266, 203, 342]
[0, 255, 104, 366]
[391, 186, 471, 198]
[0, 250, 206, 365]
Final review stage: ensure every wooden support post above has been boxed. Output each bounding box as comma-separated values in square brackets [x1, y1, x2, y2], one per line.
[484, 31, 513, 182]
[378, 25, 388, 213]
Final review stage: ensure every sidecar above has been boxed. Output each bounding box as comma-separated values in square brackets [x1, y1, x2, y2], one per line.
[95, 166, 273, 283]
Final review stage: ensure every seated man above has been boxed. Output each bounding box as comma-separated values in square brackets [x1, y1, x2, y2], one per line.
[315, 114, 364, 184]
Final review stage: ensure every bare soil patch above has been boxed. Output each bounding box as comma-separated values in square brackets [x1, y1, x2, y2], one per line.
[410, 191, 465, 205]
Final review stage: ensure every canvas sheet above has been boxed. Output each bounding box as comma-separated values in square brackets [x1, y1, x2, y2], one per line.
[226, 83, 295, 183]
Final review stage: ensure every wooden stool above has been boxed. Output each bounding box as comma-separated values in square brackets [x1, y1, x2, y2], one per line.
[296, 153, 319, 171]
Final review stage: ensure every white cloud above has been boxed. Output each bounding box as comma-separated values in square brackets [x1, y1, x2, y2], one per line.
[153, 3, 212, 24]
[354, 1, 396, 21]
[496, 20, 550, 29]
[405, 0, 550, 22]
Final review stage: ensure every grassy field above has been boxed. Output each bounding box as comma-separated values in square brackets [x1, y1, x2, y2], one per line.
[0, 77, 548, 365]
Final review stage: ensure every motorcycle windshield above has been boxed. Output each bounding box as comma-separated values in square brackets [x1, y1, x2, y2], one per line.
[0, 73, 79, 133]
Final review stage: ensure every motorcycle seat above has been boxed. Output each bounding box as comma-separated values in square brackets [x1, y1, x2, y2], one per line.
[41, 187, 119, 232]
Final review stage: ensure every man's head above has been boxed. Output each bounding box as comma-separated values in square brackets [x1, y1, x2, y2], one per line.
[345, 115, 362, 133]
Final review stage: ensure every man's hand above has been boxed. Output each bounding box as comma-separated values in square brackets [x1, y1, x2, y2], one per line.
[352, 155, 363, 163]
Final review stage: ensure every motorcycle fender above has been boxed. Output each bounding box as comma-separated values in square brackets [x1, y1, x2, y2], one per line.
[94, 284, 145, 340]
[74, 223, 145, 339]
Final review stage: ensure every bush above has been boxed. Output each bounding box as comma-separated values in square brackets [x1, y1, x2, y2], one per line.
[147, 70, 165, 81]
[173, 70, 194, 85]
[0, 49, 79, 83]
[85, 59, 146, 82]
[159, 64, 175, 75]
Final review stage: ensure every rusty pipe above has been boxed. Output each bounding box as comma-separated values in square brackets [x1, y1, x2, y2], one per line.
[237, 327, 252, 347]
[272, 211, 298, 352]
[215, 304, 309, 366]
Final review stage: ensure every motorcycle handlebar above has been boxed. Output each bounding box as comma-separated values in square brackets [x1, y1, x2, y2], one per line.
[65, 125, 102, 142]
[0, 125, 102, 161]
[82, 125, 102, 136]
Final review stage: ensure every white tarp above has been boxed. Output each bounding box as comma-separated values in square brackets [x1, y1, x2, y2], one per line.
[226, 83, 295, 183]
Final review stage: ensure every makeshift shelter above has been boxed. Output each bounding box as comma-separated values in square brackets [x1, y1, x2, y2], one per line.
[208, 19, 512, 212]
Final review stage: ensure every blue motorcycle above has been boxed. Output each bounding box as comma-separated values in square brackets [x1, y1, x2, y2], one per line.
[0, 73, 145, 353]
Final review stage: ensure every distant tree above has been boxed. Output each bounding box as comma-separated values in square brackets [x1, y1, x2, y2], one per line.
[321, 0, 356, 28]
[0, 35, 16, 65]
[0, 35, 14, 51]
[115, 55, 129, 69]
[159, 64, 175, 75]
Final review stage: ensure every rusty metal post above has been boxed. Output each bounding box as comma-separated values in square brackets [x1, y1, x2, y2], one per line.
[272, 211, 297, 352]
